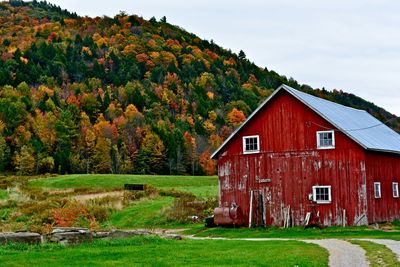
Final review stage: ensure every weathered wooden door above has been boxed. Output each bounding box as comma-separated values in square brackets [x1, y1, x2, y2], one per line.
[249, 189, 266, 227]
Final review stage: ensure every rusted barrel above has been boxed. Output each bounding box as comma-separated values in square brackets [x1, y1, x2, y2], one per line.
[214, 205, 243, 226]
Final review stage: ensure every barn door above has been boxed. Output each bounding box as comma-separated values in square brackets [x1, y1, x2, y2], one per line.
[249, 189, 265, 227]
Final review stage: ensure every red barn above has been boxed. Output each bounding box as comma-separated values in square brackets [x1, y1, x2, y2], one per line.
[211, 84, 400, 227]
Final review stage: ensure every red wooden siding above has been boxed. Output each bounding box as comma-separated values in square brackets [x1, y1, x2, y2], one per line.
[217, 90, 370, 226]
[365, 151, 400, 223]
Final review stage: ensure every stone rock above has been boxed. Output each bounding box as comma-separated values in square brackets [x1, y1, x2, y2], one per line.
[107, 229, 152, 238]
[0, 232, 42, 245]
[46, 227, 92, 245]
[93, 231, 111, 238]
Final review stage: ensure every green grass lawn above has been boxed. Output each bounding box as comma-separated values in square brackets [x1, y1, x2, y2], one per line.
[106, 196, 174, 229]
[186, 226, 400, 240]
[0, 236, 328, 267]
[29, 174, 218, 197]
[350, 240, 400, 267]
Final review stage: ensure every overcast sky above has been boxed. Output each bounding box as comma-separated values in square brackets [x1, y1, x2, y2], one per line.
[46, 0, 400, 116]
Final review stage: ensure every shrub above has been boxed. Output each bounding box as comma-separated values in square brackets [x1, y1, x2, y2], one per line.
[165, 196, 218, 223]
[88, 205, 111, 223]
[51, 201, 94, 227]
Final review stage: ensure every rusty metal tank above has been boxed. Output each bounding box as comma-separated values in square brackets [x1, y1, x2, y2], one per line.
[214, 203, 243, 226]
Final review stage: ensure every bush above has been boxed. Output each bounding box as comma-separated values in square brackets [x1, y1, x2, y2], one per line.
[88, 205, 111, 223]
[165, 196, 218, 223]
[51, 201, 95, 228]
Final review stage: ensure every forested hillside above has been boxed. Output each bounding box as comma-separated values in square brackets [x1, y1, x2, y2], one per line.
[0, 1, 398, 175]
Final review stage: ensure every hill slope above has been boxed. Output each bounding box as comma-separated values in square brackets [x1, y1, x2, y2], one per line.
[0, 1, 398, 175]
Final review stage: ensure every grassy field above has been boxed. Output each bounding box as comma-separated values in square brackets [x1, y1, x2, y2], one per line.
[0, 174, 218, 232]
[29, 174, 218, 197]
[106, 196, 174, 229]
[0, 236, 328, 267]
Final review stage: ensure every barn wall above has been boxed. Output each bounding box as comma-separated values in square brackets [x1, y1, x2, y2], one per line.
[217, 90, 368, 226]
[365, 151, 400, 223]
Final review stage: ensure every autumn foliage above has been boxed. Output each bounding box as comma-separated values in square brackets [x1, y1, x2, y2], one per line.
[227, 108, 246, 127]
[0, 1, 390, 177]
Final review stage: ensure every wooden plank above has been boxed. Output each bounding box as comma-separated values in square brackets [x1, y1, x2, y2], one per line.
[248, 190, 253, 228]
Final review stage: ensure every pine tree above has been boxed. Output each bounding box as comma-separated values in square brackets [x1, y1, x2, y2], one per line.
[0, 136, 10, 171]
[14, 145, 35, 175]
[93, 137, 112, 173]
[136, 131, 165, 174]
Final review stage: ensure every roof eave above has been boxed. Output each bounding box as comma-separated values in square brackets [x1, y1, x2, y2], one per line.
[366, 148, 400, 155]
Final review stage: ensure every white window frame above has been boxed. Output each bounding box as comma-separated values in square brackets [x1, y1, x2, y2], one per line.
[393, 182, 399, 198]
[316, 130, 335, 149]
[374, 182, 381, 199]
[242, 135, 260, 154]
[312, 185, 332, 204]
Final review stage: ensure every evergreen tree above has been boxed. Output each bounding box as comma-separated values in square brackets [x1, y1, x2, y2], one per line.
[14, 145, 35, 175]
[136, 131, 165, 174]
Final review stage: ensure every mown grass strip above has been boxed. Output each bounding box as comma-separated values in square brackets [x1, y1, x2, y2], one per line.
[0, 236, 328, 267]
[106, 196, 174, 229]
[186, 226, 400, 240]
[350, 240, 400, 267]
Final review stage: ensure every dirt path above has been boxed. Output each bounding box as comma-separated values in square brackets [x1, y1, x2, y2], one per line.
[72, 191, 125, 209]
[186, 236, 369, 267]
[359, 239, 400, 261]
[303, 239, 369, 267]
[72, 191, 124, 201]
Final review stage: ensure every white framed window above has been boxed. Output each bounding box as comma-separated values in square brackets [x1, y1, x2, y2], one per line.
[374, 182, 381, 199]
[316, 130, 335, 149]
[312, 185, 331, 204]
[242, 135, 260, 154]
[393, 182, 399, 198]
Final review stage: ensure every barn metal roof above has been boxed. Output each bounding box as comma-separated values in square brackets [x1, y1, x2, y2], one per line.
[211, 84, 400, 159]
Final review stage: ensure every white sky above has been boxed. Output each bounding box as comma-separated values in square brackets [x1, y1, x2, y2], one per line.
[46, 0, 400, 116]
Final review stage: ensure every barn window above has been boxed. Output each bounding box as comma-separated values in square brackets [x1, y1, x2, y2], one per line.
[243, 135, 260, 154]
[316, 130, 335, 149]
[374, 182, 381, 198]
[312, 185, 331, 204]
[393, 182, 399, 198]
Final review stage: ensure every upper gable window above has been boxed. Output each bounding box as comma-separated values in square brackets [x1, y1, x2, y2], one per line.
[243, 135, 260, 154]
[316, 130, 335, 149]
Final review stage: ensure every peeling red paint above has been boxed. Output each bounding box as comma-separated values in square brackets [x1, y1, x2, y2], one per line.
[214, 90, 400, 226]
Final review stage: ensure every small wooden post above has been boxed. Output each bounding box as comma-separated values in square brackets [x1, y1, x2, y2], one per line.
[304, 212, 311, 226]
[249, 190, 253, 228]
[343, 209, 346, 227]
[283, 208, 287, 228]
